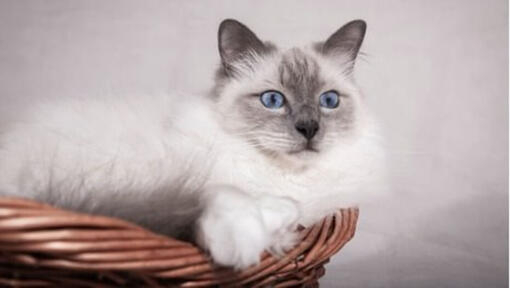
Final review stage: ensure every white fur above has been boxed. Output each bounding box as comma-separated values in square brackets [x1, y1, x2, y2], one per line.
[195, 185, 299, 268]
[0, 48, 384, 269]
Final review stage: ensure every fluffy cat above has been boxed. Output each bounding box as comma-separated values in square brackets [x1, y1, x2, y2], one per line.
[0, 19, 383, 269]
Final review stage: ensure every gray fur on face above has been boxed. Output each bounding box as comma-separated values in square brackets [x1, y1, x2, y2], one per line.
[213, 19, 366, 159]
[279, 49, 323, 125]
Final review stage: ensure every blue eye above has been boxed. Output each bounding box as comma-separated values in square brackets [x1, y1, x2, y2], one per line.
[260, 91, 285, 109]
[319, 91, 340, 108]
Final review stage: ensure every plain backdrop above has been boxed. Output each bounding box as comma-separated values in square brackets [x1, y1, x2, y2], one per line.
[0, 0, 507, 287]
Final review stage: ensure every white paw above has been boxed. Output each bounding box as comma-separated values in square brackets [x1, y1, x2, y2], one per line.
[256, 196, 301, 255]
[195, 185, 300, 269]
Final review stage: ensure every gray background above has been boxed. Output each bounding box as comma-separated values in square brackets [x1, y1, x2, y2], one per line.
[0, 0, 507, 287]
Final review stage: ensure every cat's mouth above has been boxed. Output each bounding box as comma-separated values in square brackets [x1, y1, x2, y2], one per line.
[287, 143, 319, 155]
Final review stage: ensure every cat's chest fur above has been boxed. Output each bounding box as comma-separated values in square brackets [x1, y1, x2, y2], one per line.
[203, 132, 353, 225]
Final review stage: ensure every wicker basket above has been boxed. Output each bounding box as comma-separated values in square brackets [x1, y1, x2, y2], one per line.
[0, 197, 358, 287]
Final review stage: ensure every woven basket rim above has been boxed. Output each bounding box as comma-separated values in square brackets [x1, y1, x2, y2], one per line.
[0, 196, 359, 287]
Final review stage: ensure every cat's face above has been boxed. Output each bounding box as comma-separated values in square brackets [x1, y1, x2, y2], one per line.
[213, 19, 367, 164]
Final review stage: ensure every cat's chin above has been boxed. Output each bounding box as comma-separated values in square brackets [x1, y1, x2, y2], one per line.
[256, 147, 321, 171]
[291, 151, 322, 167]
[269, 148, 320, 170]
[287, 147, 319, 155]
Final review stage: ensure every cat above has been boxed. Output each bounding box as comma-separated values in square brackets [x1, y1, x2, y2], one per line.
[0, 19, 383, 269]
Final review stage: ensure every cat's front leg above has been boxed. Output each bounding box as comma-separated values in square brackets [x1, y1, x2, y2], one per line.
[195, 185, 300, 269]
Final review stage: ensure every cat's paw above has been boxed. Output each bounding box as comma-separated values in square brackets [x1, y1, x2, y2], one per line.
[256, 195, 301, 255]
[195, 185, 300, 269]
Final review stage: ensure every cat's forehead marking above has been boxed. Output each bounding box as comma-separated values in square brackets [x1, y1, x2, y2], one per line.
[278, 49, 323, 103]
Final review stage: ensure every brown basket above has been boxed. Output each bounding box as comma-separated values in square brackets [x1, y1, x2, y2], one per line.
[0, 197, 358, 287]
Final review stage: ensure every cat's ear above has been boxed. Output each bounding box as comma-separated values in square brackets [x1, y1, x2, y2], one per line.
[218, 19, 270, 72]
[320, 20, 366, 68]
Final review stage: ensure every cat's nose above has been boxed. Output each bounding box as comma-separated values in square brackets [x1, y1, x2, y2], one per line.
[295, 120, 319, 140]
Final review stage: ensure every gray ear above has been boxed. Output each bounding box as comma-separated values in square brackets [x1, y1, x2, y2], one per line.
[218, 19, 269, 71]
[322, 20, 366, 64]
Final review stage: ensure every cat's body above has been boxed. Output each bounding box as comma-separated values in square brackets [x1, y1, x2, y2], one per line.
[0, 19, 383, 268]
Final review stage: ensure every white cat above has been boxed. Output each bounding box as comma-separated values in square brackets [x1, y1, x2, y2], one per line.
[0, 19, 383, 269]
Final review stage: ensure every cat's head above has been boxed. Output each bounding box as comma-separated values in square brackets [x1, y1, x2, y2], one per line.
[212, 19, 368, 166]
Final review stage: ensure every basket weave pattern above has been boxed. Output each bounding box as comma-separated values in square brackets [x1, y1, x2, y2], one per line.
[0, 197, 358, 287]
